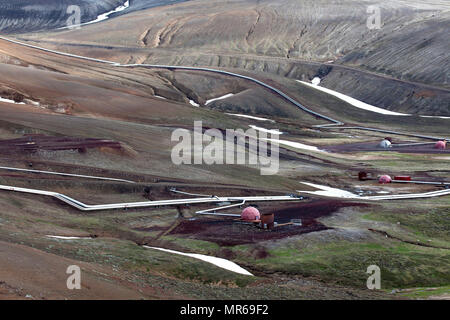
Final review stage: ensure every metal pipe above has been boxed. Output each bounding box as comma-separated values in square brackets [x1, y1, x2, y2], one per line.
[170, 188, 216, 198]
[392, 180, 450, 186]
[0, 166, 136, 184]
[0, 184, 298, 212]
[196, 200, 246, 215]
[321, 126, 449, 142]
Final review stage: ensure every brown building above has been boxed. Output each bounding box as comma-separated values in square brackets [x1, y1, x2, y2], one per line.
[260, 213, 275, 229]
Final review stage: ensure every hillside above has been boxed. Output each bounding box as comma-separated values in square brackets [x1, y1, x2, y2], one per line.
[0, 0, 127, 32]
[19, 0, 450, 116]
[0, 0, 448, 302]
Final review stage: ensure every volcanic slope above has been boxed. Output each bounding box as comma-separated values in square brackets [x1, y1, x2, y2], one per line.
[27, 0, 450, 116]
[0, 0, 449, 301]
[0, 0, 128, 33]
[0, 36, 334, 191]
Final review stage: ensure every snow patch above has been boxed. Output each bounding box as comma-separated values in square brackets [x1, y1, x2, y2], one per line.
[206, 93, 234, 105]
[80, 0, 129, 26]
[297, 80, 410, 116]
[143, 246, 253, 276]
[226, 113, 275, 122]
[59, 1, 130, 29]
[189, 100, 200, 107]
[298, 182, 359, 198]
[0, 97, 44, 110]
[0, 97, 25, 105]
[264, 139, 325, 152]
[249, 125, 283, 135]
[46, 235, 93, 240]
[311, 77, 321, 85]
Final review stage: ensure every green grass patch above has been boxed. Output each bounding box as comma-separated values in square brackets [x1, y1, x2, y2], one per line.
[393, 285, 450, 299]
[363, 206, 450, 244]
[160, 236, 221, 253]
[234, 241, 450, 289]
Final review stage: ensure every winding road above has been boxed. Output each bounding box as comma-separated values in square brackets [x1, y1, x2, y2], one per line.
[0, 35, 341, 124]
[0, 35, 448, 206]
[1, 35, 448, 142]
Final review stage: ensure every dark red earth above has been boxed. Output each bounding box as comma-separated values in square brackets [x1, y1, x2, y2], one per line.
[168, 200, 366, 246]
[0, 134, 121, 154]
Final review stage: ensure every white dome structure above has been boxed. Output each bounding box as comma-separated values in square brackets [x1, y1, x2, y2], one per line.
[379, 139, 392, 149]
[311, 77, 321, 85]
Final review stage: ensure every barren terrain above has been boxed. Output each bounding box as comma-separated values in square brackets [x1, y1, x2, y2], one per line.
[0, 0, 448, 300]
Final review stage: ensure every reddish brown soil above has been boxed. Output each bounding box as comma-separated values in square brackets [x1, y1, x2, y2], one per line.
[0, 240, 182, 300]
[0, 134, 121, 154]
[324, 141, 450, 154]
[168, 200, 366, 246]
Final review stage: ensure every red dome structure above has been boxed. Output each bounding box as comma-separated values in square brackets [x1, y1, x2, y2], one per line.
[435, 141, 447, 150]
[241, 207, 261, 221]
[379, 175, 392, 184]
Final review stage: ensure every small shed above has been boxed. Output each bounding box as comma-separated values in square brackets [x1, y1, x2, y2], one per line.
[260, 213, 275, 229]
[394, 176, 411, 181]
[359, 171, 373, 181]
